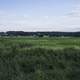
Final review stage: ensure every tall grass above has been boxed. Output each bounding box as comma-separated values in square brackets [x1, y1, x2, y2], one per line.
[0, 46, 80, 80]
[0, 37, 80, 80]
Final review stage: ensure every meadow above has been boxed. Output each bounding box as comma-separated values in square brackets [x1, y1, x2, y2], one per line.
[0, 37, 80, 80]
[1, 37, 80, 49]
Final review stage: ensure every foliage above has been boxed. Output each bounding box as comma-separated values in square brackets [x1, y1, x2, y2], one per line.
[0, 37, 80, 80]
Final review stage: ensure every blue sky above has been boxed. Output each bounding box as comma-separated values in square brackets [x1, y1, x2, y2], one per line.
[0, 0, 75, 16]
[0, 0, 80, 31]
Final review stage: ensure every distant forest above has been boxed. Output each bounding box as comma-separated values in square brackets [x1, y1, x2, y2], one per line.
[0, 31, 80, 37]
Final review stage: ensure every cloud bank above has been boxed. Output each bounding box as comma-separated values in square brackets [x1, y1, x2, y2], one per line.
[0, 4, 80, 32]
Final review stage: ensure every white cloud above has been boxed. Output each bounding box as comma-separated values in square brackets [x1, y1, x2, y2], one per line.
[60, 5, 80, 31]
[0, 3, 80, 32]
[67, 6, 80, 17]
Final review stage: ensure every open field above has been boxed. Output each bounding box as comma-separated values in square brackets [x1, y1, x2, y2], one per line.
[0, 37, 80, 80]
[1, 37, 80, 49]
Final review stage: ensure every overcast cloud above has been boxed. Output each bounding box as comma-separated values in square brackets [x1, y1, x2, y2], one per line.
[0, 0, 80, 32]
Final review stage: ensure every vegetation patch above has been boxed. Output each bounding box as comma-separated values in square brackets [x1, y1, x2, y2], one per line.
[0, 37, 80, 80]
[0, 47, 80, 80]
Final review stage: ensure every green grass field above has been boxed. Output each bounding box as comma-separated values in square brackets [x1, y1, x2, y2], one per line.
[1, 37, 80, 49]
[0, 37, 80, 80]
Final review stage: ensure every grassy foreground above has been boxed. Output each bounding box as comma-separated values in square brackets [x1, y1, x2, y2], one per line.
[0, 37, 80, 80]
[0, 37, 80, 49]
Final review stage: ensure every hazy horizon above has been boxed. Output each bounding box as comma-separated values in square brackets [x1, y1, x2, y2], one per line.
[0, 0, 80, 32]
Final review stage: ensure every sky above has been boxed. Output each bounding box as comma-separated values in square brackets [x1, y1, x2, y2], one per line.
[0, 0, 80, 32]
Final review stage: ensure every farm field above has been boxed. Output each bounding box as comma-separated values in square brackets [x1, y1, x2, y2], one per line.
[0, 37, 80, 80]
[1, 37, 80, 49]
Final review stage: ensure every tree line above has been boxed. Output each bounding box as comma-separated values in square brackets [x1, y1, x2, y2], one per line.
[0, 31, 80, 37]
